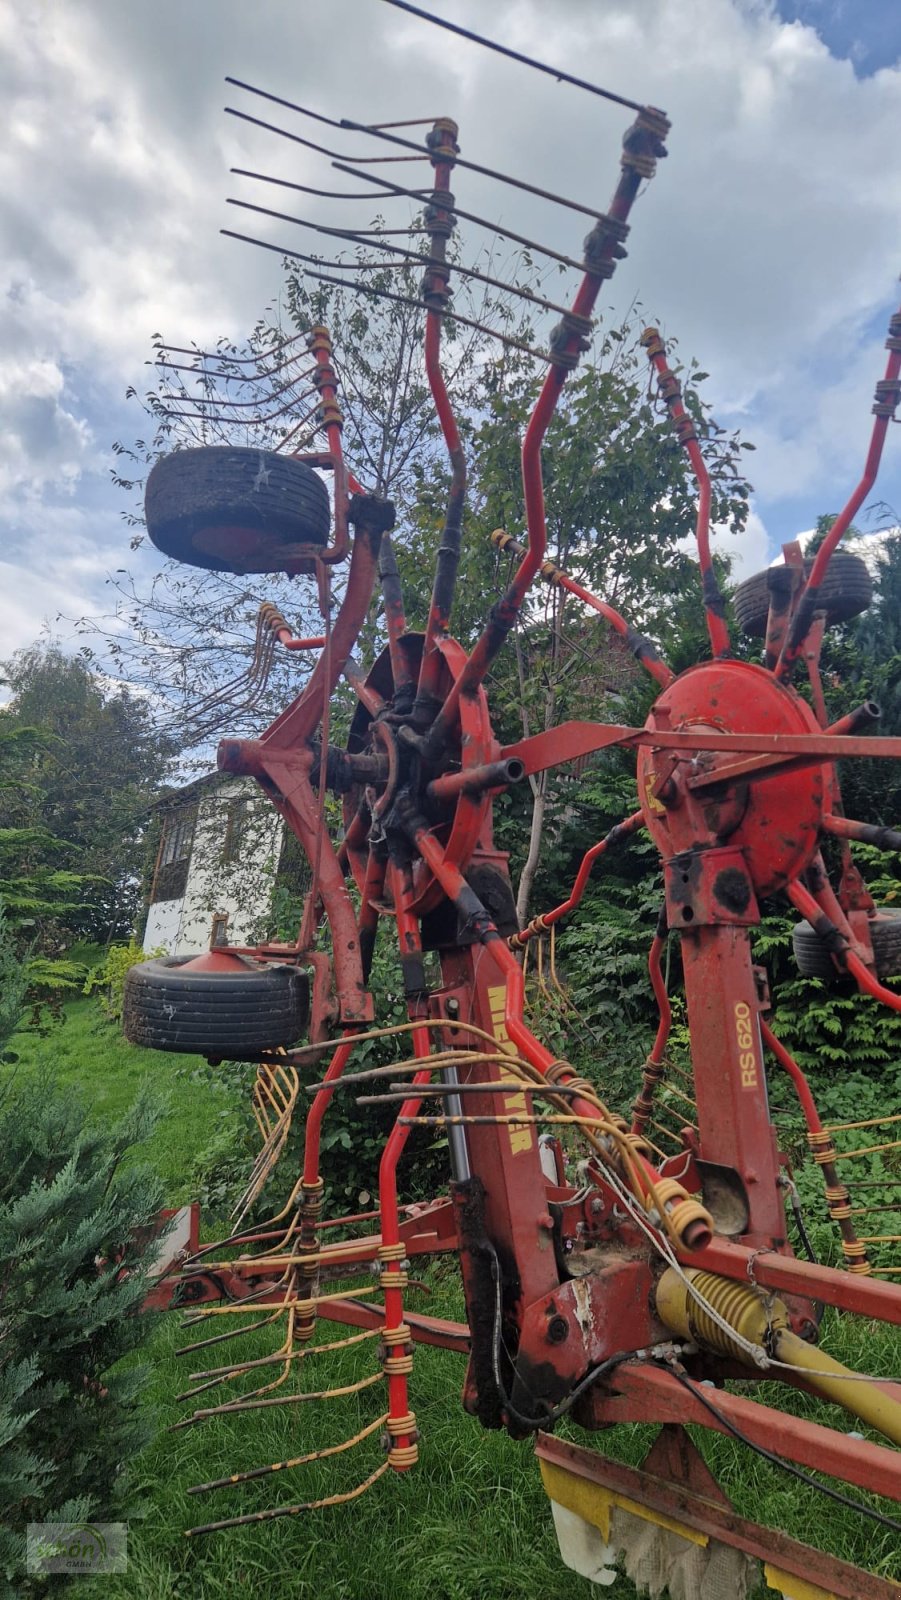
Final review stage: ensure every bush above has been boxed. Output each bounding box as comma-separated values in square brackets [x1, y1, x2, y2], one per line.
[0, 904, 26, 1059]
[84, 939, 164, 1022]
[0, 1075, 168, 1594]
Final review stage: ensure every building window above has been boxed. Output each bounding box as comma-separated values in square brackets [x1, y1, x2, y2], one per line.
[160, 807, 196, 867]
[210, 912, 229, 948]
[151, 804, 197, 903]
[222, 797, 250, 863]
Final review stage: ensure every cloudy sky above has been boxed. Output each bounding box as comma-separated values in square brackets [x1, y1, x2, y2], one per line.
[3, 0, 900, 667]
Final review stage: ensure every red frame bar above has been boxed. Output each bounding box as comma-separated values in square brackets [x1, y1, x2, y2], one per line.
[690, 1237, 901, 1323]
[595, 1361, 901, 1502]
[537, 1428, 900, 1599]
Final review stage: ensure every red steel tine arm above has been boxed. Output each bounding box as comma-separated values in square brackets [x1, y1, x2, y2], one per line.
[761, 1020, 870, 1273]
[413, 119, 467, 725]
[254, 496, 396, 750]
[378, 532, 415, 708]
[640, 326, 730, 659]
[632, 911, 672, 1138]
[489, 529, 673, 688]
[256, 605, 326, 652]
[777, 299, 901, 680]
[509, 812, 645, 948]
[377, 862, 434, 1472]
[421, 106, 671, 758]
[306, 325, 352, 564]
[823, 814, 901, 852]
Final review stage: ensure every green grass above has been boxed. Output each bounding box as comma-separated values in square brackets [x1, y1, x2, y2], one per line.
[11, 999, 901, 1598]
[10, 996, 236, 1200]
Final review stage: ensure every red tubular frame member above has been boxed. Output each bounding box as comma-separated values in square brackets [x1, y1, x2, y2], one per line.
[631, 914, 672, 1138]
[413, 119, 467, 724]
[409, 818, 711, 1251]
[788, 877, 901, 1014]
[777, 299, 901, 680]
[422, 105, 672, 758]
[489, 529, 673, 689]
[510, 811, 645, 947]
[640, 327, 730, 660]
[377, 863, 434, 1470]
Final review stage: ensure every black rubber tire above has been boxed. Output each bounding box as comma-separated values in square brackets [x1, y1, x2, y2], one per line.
[123, 954, 310, 1058]
[733, 551, 873, 638]
[145, 447, 331, 572]
[792, 909, 901, 982]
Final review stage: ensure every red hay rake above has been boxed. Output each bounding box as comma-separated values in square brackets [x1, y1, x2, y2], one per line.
[128, 12, 901, 1594]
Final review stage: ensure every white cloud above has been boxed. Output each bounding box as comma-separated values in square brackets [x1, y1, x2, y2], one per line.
[2, 0, 900, 670]
[710, 502, 771, 580]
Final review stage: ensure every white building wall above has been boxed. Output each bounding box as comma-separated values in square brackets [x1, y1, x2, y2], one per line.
[143, 898, 183, 953]
[144, 778, 284, 956]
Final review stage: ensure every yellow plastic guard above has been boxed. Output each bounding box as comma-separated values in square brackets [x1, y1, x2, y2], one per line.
[764, 1566, 838, 1600]
[764, 1567, 901, 1599]
[538, 1456, 707, 1548]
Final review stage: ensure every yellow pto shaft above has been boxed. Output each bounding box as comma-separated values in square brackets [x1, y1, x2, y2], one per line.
[655, 1266, 901, 1448]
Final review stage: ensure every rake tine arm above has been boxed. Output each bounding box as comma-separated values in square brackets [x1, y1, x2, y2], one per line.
[413, 120, 468, 725]
[776, 299, 901, 680]
[761, 1020, 870, 1272]
[631, 912, 672, 1137]
[823, 814, 901, 852]
[640, 326, 730, 659]
[489, 528, 673, 687]
[788, 878, 901, 1016]
[378, 532, 414, 705]
[420, 106, 670, 757]
[509, 812, 644, 948]
[377, 861, 436, 1472]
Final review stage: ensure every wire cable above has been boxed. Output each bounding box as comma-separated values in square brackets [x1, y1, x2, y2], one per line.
[486, 1239, 657, 1429]
[666, 1364, 901, 1536]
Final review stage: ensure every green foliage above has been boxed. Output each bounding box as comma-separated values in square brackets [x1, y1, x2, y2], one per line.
[0, 643, 175, 942]
[0, 1074, 167, 1594]
[85, 939, 166, 1022]
[798, 524, 901, 822]
[0, 905, 26, 1058]
[11, 996, 236, 1202]
[0, 724, 95, 1020]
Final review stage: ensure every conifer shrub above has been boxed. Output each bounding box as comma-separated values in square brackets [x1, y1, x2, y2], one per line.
[0, 1074, 167, 1594]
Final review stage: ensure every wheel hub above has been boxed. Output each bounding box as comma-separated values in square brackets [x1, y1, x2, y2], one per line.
[638, 659, 827, 895]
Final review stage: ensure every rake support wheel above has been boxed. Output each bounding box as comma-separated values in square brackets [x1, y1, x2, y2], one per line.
[145, 446, 331, 573]
[792, 907, 901, 982]
[733, 551, 873, 638]
[123, 952, 310, 1059]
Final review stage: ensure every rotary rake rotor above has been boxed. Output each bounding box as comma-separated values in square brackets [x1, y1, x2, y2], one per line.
[128, 11, 901, 1595]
